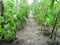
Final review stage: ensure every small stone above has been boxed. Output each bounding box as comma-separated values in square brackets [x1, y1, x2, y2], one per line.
[27, 40, 30, 43]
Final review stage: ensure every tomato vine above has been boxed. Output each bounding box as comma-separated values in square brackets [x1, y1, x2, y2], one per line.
[0, 0, 30, 40]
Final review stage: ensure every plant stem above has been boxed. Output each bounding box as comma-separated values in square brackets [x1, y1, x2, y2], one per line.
[1, 0, 4, 28]
[1, 0, 5, 39]
[50, 9, 60, 39]
[48, 9, 60, 45]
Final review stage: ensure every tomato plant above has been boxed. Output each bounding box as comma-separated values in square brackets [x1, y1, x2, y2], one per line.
[0, 0, 17, 39]
[32, 0, 60, 26]
[32, 0, 60, 45]
[3, 0, 17, 39]
[0, 0, 30, 40]
[17, 0, 30, 26]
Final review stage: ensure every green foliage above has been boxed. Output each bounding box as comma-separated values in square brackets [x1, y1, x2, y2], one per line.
[3, 0, 17, 39]
[32, 0, 60, 45]
[17, 0, 30, 25]
[32, 0, 60, 26]
[0, 16, 4, 24]
[0, 0, 30, 40]
[0, 0, 17, 39]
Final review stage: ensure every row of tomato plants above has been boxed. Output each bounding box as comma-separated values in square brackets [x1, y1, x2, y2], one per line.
[32, 0, 60, 27]
[0, 0, 30, 40]
[32, 0, 60, 45]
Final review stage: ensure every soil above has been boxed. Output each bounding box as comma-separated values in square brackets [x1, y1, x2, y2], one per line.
[0, 11, 60, 45]
[15, 11, 48, 45]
